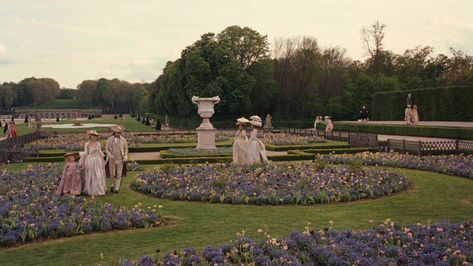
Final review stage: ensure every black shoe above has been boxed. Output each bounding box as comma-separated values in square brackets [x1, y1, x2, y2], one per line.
[114, 190, 119, 194]
[110, 187, 114, 193]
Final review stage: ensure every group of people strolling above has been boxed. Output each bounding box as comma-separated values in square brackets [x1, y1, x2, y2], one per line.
[1, 118, 17, 139]
[232, 115, 269, 165]
[404, 105, 420, 125]
[313, 116, 333, 134]
[55, 126, 129, 197]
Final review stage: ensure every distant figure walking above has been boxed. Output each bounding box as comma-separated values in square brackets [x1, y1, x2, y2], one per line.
[314, 116, 322, 130]
[6, 119, 17, 139]
[411, 105, 420, 125]
[156, 119, 162, 131]
[247, 115, 269, 165]
[404, 105, 412, 125]
[324, 116, 333, 135]
[360, 106, 369, 122]
[232, 117, 249, 165]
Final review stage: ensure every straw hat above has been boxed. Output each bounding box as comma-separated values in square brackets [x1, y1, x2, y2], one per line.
[87, 130, 99, 136]
[64, 152, 77, 158]
[111, 126, 123, 133]
[236, 117, 250, 125]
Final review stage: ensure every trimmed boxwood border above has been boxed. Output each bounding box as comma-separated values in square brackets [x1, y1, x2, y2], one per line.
[302, 147, 380, 154]
[265, 141, 350, 151]
[328, 123, 473, 140]
[160, 150, 232, 159]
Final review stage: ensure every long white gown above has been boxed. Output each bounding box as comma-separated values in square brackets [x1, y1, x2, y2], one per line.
[232, 129, 249, 165]
[247, 129, 269, 165]
[79, 142, 106, 196]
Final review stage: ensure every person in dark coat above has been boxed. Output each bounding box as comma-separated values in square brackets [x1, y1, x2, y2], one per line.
[360, 106, 369, 122]
[156, 119, 162, 131]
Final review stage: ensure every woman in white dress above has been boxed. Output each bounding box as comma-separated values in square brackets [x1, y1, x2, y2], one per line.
[232, 117, 249, 165]
[247, 115, 269, 165]
[79, 130, 106, 197]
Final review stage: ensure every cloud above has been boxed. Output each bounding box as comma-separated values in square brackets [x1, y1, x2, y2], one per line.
[121, 57, 168, 83]
[0, 43, 6, 60]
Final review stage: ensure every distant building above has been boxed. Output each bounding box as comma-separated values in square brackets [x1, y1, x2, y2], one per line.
[14, 109, 102, 119]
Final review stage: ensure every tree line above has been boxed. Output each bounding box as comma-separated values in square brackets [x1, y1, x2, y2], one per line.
[145, 23, 473, 120]
[0, 77, 60, 110]
[2, 23, 472, 120]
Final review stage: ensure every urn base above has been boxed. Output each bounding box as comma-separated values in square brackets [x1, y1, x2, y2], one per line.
[196, 128, 217, 150]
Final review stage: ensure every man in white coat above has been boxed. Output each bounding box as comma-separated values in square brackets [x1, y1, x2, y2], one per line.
[105, 126, 128, 193]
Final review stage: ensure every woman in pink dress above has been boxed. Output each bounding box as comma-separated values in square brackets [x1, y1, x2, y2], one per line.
[325, 116, 333, 134]
[56, 153, 82, 196]
[7, 120, 17, 139]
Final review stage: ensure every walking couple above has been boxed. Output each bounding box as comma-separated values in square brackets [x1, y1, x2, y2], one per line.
[232, 115, 269, 165]
[56, 126, 128, 197]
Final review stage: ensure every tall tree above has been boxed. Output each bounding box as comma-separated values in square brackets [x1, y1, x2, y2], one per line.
[361, 21, 386, 75]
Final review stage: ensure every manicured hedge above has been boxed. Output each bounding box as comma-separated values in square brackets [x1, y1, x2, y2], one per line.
[265, 141, 350, 151]
[372, 86, 473, 121]
[24, 156, 64, 162]
[332, 123, 473, 140]
[302, 147, 380, 154]
[160, 149, 231, 159]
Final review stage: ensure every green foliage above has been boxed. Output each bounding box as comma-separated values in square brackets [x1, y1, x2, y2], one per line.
[2, 165, 473, 266]
[333, 122, 473, 140]
[372, 86, 473, 121]
[150, 26, 275, 119]
[77, 79, 148, 114]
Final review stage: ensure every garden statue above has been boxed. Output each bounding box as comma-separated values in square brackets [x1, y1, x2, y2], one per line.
[191, 95, 220, 149]
[263, 114, 273, 129]
[165, 114, 169, 128]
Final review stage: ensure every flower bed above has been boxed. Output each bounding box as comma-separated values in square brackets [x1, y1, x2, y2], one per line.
[121, 220, 473, 265]
[160, 147, 232, 159]
[316, 152, 473, 179]
[0, 165, 160, 247]
[261, 133, 324, 145]
[132, 162, 409, 205]
[28, 133, 228, 150]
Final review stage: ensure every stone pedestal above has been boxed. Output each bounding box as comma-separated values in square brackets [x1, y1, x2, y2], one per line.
[196, 128, 217, 149]
[192, 96, 220, 150]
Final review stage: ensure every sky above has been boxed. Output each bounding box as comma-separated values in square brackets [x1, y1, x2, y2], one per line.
[0, 0, 472, 88]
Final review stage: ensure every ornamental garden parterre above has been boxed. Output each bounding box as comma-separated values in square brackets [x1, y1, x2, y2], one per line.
[1, 148, 473, 265]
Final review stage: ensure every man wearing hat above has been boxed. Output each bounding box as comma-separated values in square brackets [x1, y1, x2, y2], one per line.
[105, 126, 128, 193]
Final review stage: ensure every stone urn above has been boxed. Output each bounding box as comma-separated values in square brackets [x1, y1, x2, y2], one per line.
[191, 96, 220, 149]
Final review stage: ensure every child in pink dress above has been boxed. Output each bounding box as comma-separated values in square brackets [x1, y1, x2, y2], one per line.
[56, 153, 82, 196]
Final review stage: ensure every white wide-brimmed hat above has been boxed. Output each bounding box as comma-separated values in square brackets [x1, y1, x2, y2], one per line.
[87, 130, 99, 136]
[250, 115, 262, 122]
[236, 117, 250, 125]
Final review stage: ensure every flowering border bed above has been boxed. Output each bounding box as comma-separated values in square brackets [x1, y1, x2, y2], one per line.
[121, 220, 473, 265]
[316, 152, 473, 180]
[0, 165, 160, 247]
[132, 162, 409, 205]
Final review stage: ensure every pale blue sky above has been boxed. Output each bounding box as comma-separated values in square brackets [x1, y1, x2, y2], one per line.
[0, 0, 472, 88]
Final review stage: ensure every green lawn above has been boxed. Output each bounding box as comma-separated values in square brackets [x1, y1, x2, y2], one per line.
[1, 123, 36, 138]
[40, 118, 155, 133]
[0, 163, 472, 266]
